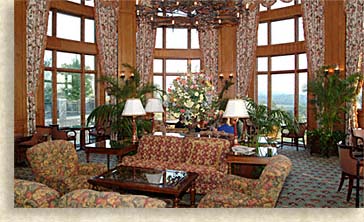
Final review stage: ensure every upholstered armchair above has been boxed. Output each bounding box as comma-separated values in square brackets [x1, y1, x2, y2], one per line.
[198, 155, 292, 208]
[337, 143, 363, 201]
[281, 122, 306, 151]
[26, 140, 106, 195]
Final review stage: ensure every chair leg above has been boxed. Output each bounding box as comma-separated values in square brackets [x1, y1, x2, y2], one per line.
[302, 137, 306, 149]
[337, 172, 345, 192]
[295, 138, 299, 151]
[347, 177, 354, 201]
[281, 137, 283, 149]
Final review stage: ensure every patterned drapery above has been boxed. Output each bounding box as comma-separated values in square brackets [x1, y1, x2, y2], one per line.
[136, 15, 156, 85]
[236, 5, 259, 98]
[345, 0, 364, 129]
[198, 25, 219, 90]
[301, 0, 325, 78]
[94, 0, 119, 78]
[26, 0, 50, 135]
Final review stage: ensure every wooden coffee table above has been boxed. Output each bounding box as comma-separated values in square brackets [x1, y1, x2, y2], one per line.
[88, 165, 198, 208]
[84, 140, 137, 170]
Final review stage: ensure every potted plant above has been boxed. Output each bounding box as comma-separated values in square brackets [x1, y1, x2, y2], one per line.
[307, 65, 362, 156]
[87, 64, 163, 142]
[244, 98, 296, 147]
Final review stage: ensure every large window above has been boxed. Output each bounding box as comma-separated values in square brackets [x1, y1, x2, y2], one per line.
[153, 27, 201, 121]
[44, 2, 96, 136]
[256, 1, 307, 122]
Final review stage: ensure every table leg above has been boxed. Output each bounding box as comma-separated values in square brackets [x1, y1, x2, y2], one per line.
[107, 154, 110, 170]
[190, 182, 196, 207]
[86, 150, 90, 163]
[173, 197, 180, 208]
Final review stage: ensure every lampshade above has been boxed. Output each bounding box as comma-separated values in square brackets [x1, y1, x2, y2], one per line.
[223, 99, 249, 118]
[145, 98, 164, 113]
[122, 98, 146, 116]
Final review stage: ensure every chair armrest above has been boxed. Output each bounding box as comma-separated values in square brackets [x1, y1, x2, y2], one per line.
[221, 174, 257, 194]
[79, 163, 107, 175]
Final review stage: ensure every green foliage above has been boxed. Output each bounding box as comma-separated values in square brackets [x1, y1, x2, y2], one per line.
[307, 65, 362, 156]
[245, 98, 296, 145]
[86, 64, 163, 140]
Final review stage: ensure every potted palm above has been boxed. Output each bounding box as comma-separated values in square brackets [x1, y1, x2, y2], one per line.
[244, 98, 296, 147]
[307, 65, 362, 156]
[87, 64, 163, 142]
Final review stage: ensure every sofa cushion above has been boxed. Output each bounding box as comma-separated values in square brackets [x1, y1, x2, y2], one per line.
[14, 179, 60, 208]
[186, 140, 221, 167]
[57, 189, 166, 208]
[138, 135, 185, 162]
[184, 137, 231, 172]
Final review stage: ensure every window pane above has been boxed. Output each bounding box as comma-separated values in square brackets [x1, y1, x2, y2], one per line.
[298, 53, 307, 69]
[270, 0, 294, 9]
[85, 0, 94, 7]
[85, 55, 95, 71]
[155, 27, 163, 48]
[85, 19, 95, 43]
[272, 74, 294, 115]
[271, 19, 295, 44]
[166, 28, 187, 49]
[66, 0, 81, 3]
[191, 59, 200, 73]
[258, 23, 268, 46]
[298, 17, 304, 41]
[44, 71, 53, 125]
[259, 4, 267, 12]
[153, 59, 163, 73]
[57, 72, 81, 127]
[257, 57, 268, 72]
[57, 13, 81, 41]
[85, 74, 96, 123]
[271, 55, 295, 71]
[57, 52, 81, 69]
[47, 11, 52, 36]
[166, 75, 179, 90]
[166, 59, 187, 73]
[191, 28, 199, 49]
[299, 72, 307, 122]
[257, 74, 267, 106]
[44, 50, 52, 67]
[153, 75, 163, 98]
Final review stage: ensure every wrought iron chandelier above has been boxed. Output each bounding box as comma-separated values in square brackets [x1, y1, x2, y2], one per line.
[136, 0, 258, 27]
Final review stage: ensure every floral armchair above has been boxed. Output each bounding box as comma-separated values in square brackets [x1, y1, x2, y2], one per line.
[26, 140, 106, 195]
[198, 155, 292, 208]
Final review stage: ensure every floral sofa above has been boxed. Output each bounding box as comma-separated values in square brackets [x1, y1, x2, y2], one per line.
[121, 135, 231, 194]
[26, 140, 107, 195]
[198, 155, 292, 208]
[14, 179, 166, 208]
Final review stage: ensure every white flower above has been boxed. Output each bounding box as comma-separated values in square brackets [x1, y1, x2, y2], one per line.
[194, 92, 199, 97]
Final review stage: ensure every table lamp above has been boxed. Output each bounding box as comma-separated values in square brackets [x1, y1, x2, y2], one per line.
[145, 98, 164, 133]
[122, 98, 146, 144]
[223, 99, 249, 145]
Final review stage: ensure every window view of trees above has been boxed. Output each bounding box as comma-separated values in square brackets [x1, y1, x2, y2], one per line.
[256, 1, 307, 122]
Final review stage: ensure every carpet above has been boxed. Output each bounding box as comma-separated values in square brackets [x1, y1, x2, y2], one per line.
[14, 145, 363, 208]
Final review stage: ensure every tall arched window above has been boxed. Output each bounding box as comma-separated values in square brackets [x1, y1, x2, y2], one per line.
[256, 0, 307, 122]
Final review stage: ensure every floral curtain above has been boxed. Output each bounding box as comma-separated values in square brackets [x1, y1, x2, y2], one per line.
[26, 0, 50, 135]
[345, 0, 364, 129]
[198, 25, 219, 90]
[136, 15, 156, 85]
[94, 0, 119, 78]
[236, 5, 259, 98]
[301, 0, 325, 79]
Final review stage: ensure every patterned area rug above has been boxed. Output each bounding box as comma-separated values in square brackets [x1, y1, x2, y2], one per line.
[14, 145, 363, 208]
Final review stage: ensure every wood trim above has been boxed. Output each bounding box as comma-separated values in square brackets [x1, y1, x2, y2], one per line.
[50, 0, 94, 18]
[154, 49, 201, 59]
[47, 37, 97, 55]
[14, 0, 27, 135]
[256, 41, 306, 57]
[259, 4, 302, 23]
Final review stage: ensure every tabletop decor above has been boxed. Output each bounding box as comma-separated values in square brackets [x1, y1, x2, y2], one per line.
[166, 73, 219, 126]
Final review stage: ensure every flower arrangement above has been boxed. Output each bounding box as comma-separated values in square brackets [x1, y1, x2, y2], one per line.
[166, 73, 219, 125]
